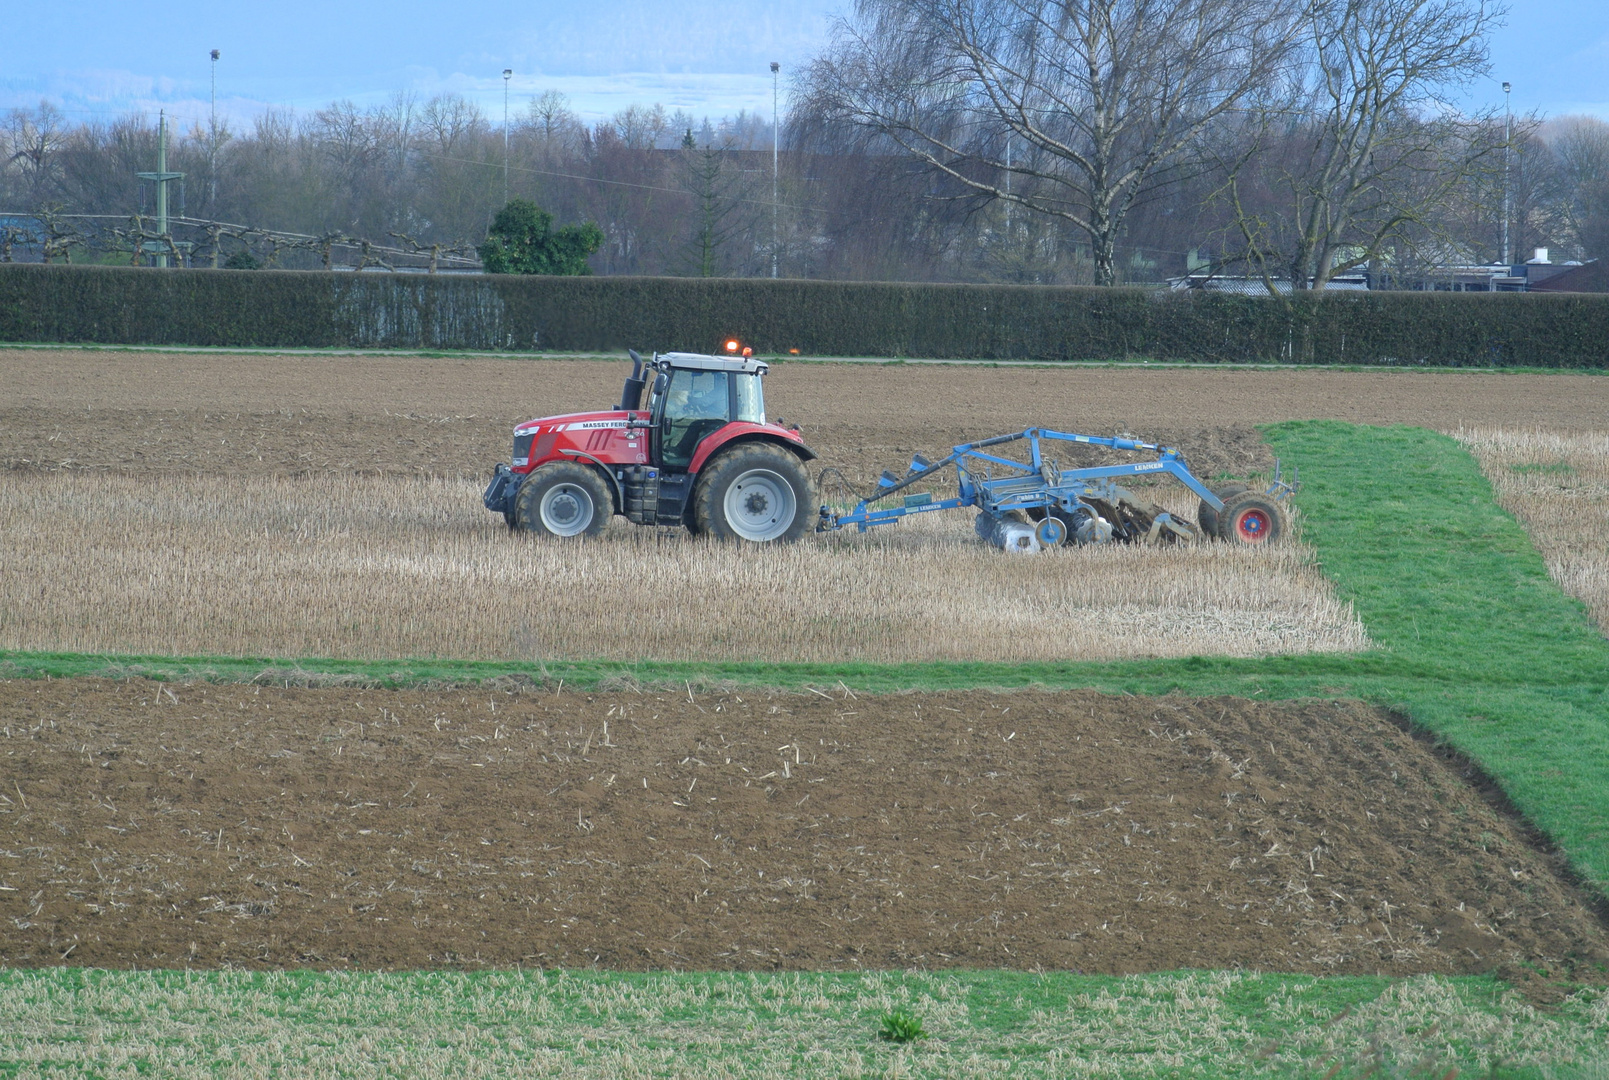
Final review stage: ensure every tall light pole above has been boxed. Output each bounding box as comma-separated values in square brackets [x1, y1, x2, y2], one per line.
[209, 49, 220, 210]
[503, 68, 513, 207]
[770, 61, 780, 278]
[1502, 80, 1512, 266]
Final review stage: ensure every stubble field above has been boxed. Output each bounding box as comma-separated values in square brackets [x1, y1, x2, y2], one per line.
[3, 350, 1608, 998]
[1456, 428, 1609, 634]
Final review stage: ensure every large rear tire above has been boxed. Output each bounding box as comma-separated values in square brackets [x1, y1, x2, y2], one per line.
[1198, 483, 1249, 538]
[513, 462, 611, 538]
[1216, 491, 1285, 546]
[692, 443, 815, 543]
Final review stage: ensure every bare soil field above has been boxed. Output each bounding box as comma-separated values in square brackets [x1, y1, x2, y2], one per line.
[3, 351, 1606, 486]
[3, 678, 1605, 981]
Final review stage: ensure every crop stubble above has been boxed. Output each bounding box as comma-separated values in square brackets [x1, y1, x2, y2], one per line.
[0, 471, 1365, 663]
[1457, 429, 1609, 636]
[2, 678, 1605, 979]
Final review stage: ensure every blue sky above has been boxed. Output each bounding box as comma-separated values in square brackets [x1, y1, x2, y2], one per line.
[3, 0, 1605, 130]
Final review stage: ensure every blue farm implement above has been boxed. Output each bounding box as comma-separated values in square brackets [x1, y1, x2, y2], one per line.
[815, 428, 1297, 551]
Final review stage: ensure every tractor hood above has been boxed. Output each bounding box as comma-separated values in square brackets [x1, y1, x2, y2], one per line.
[514, 409, 632, 437]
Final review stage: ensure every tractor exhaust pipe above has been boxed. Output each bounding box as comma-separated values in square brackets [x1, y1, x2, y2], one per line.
[619, 349, 647, 411]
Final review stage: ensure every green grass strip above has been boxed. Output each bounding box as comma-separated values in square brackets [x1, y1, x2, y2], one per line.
[1, 967, 1602, 1079]
[1261, 422, 1609, 890]
[4, 422, 1608, 887]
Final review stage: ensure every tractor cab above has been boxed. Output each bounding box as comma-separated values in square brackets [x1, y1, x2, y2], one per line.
[642, 352, 769, 471]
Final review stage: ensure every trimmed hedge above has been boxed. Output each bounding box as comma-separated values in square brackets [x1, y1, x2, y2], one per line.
[2, 263, 1607, 365]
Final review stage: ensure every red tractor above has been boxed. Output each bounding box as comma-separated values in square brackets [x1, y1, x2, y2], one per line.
[483, 350, 817, 542]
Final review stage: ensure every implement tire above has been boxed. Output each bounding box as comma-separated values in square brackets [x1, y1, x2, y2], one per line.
[1216, 491, 1285, 546]
[1198, 483, 1249, 539]
[692, 442, 815, 543]
[514, 462, 611, 538]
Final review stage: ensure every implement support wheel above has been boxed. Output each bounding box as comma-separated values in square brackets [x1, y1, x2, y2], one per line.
[1216, 492, 1284, 546]
[1198, 483, 1248, 538]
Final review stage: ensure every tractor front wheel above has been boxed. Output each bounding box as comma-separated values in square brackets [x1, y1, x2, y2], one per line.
[514, 462, 611, 538]
[1215, 491, 1285, 546]
[693, 443, 815, 543]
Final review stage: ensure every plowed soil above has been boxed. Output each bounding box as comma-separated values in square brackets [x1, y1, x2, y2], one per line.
[3, 679, 1605, 980]
[4, 351, 1606, 486]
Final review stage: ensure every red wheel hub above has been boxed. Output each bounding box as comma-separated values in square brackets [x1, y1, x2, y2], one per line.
[1234, 508, 1271, 542]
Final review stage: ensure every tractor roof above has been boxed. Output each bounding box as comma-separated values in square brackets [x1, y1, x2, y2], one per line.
[655, 352, 769, 375]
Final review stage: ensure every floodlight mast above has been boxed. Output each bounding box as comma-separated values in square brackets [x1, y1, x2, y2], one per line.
[771, 61, 780, 279]
[503, 68, 513, 206]
[1501, 80, 1512, 267]
[209, 49, 220, 209]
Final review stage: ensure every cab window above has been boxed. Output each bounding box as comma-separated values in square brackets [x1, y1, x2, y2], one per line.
[660, 369, 730, 469]
[733, 372, 764, 424]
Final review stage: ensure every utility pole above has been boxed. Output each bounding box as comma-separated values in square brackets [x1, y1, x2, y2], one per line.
[1502, 80, 1512, 266]
[770, 61, 780, 278]
[503, 68, 513, 207]
[209, 49, 220, 209]
[136, 110, 184, 267]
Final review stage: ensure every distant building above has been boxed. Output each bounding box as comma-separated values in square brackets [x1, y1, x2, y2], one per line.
[1166, 272, 1370, 294]
[1166, 248, 1596, 294]
[1405, 249, 1576, 292]
[1526, 259, 1609, 293]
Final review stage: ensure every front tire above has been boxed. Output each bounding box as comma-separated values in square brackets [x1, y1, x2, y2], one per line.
[513, 462, 611, 538]
[692, 443, 815, 543]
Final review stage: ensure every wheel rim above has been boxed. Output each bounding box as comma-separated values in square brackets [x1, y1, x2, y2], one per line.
[1034, 515, 1067, 546]
[1233, 507, 1271, 543]
[723, 468, 797, 541]
[539, 483, 596, 536]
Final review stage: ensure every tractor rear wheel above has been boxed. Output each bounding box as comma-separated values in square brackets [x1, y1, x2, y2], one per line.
[1216, 491, 1284, 546]
[692, 443, 815, 543]
[1198, 483, 1248, 538]
[514, 462, 611, 538]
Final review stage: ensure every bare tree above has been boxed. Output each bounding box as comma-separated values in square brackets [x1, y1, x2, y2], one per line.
[2, 103, 67, 207]
[801, 0, 1300, 284]
[1220, 0, 1503, 291]
[525, 91, 587, 159]
[1545, 116, 1609, 261]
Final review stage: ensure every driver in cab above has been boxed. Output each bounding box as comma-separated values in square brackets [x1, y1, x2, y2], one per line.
[665, 371, 728, 466]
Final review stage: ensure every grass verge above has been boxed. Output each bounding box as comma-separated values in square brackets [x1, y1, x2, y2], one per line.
[1, 968, 1604, 1079]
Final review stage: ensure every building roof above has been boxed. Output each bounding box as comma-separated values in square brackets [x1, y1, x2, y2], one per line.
[1527, 260, 1609, 293]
